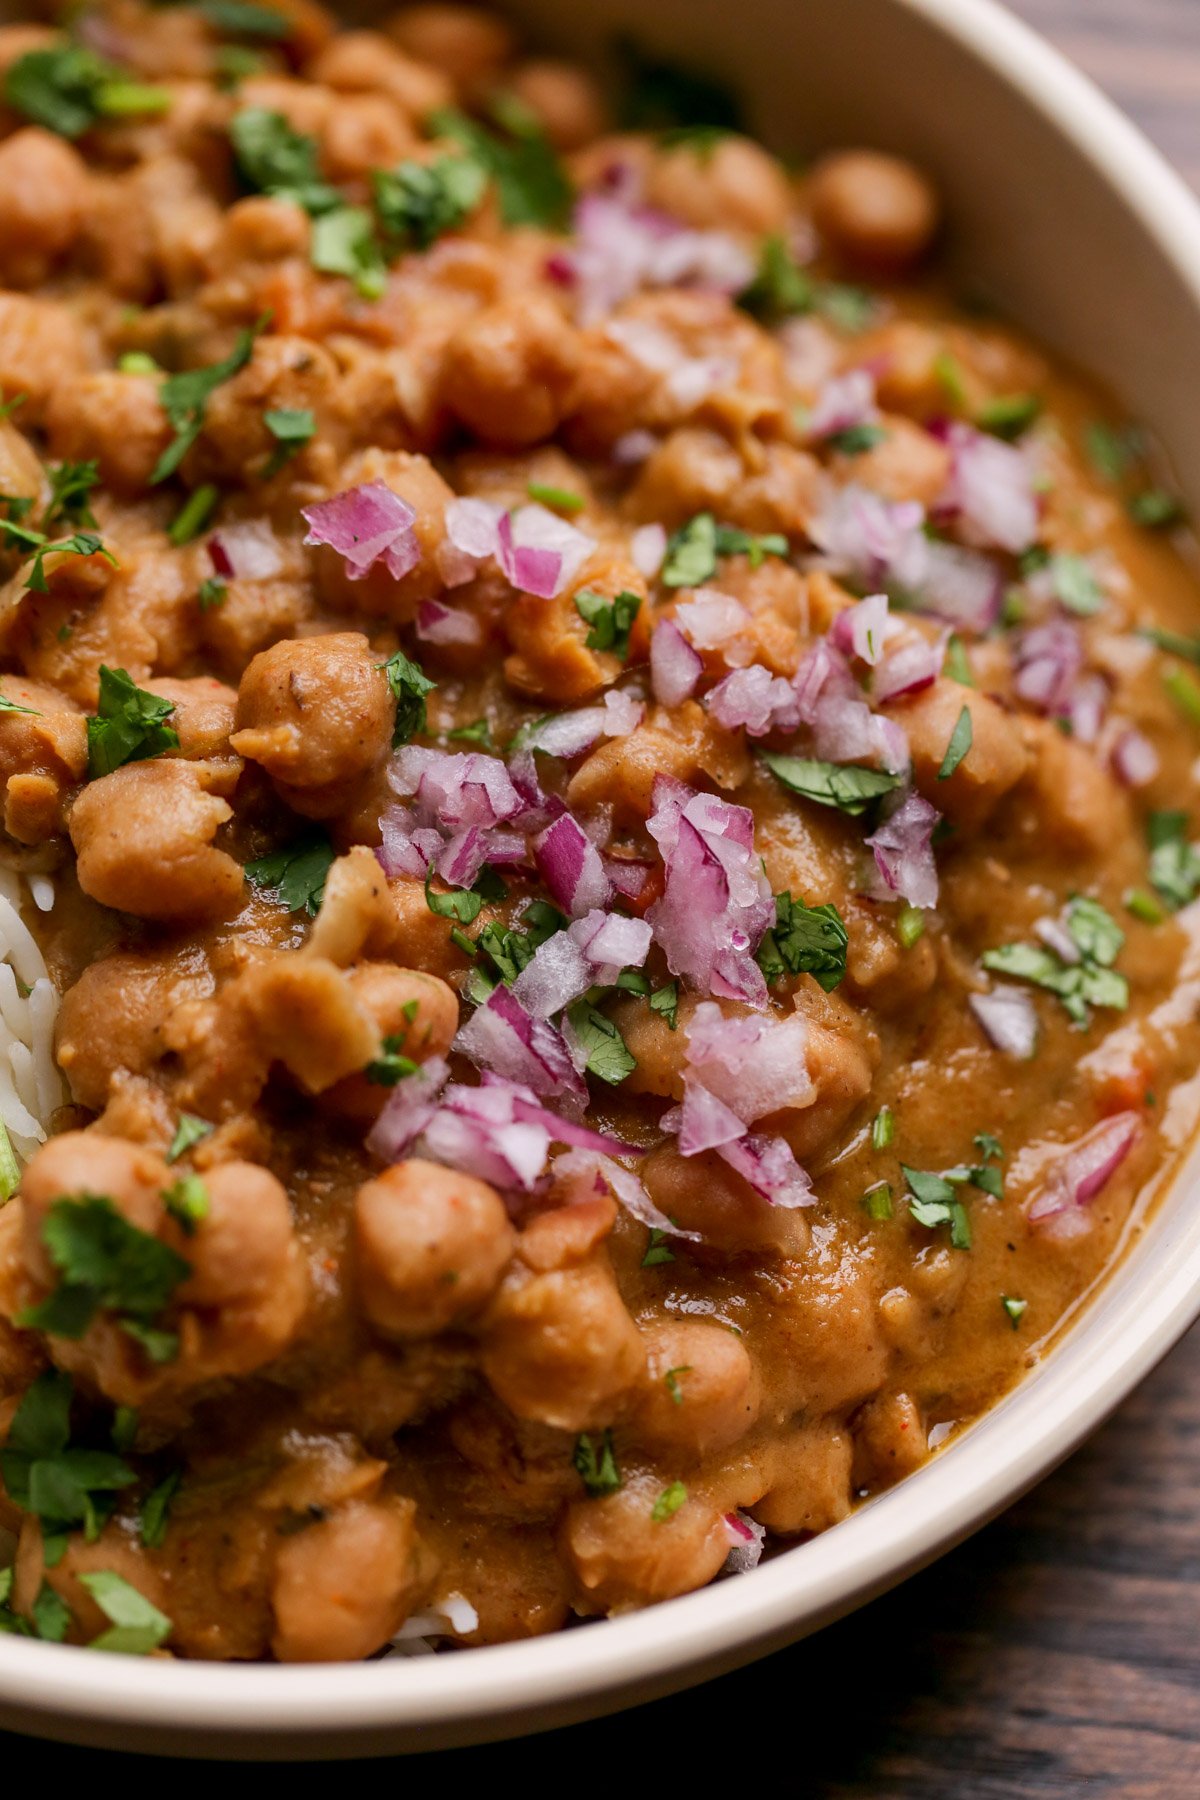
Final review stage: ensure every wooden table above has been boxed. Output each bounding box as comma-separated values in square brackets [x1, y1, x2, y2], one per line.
[6, 2, 1200, 1787]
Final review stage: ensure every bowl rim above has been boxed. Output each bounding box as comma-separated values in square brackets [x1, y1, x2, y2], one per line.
[6, 0, 1200, 1750]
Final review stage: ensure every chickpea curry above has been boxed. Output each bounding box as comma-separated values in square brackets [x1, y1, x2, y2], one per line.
[0, 0, 1198, 1664]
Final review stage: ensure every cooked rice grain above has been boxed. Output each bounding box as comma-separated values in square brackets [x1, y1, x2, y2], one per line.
[0, 868, 61, 1163]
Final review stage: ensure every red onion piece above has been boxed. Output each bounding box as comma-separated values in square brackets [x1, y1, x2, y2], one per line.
[445, 495, 504, 561]
[717, 1131, 813, 1208]
[1014, 621, 1084, 718]
[968, 985, 1039, 1060]
[613, 429, 660, 466]
[365, 1055, 450, 1161]
[1027, 1111, 1141, 1232]
[1111, 727, 1160, 788]
[872, 630, 945, 703]
[940, 424, 1040, 554]
[534, 813, 613, 918]
[631, 522, 667, 579]
[498, 504, 596, 599]
[646, 781, 773, 1007]
[806, 368, 878, 441]
[567, 190, 755, 326]
[828, 591, 890, 667]
[706, 664, 801, 737]
[1034, 915, 1082, 965]
[453, 984, 585, 1105]
[675, 589, 752, 657]
[722, 1511, 766, 1574]
[301, 481, 419, 581]
[207, 518, 285, 582]
[417, 599, 482, 647]
[865, 791, 941, 910]
[553, 1148, 697, 1240]
[684, 1000, 814, 1120]
[650, 619, 703, 706]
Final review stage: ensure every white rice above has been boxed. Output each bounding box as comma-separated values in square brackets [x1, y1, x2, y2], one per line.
[0, 866, 62, 1165]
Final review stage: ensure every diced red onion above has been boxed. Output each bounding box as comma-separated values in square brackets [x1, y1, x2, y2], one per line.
[872, 629, 946, 703]
[602, 688, 645, 736]
[568, 191, 755, 326]
[674, 1081, 748, 1154]
[605, 856, 654, 902]
[511, 929, 594, 1019]
[1027, 1111, 1141, 1233]
[722, 1511, 766, 1575]
[1034, 915, 1082, 965]
[416, 599, 482, 647]
[939, 424, 1039, 554]
[650, 619, 703, 706]
[684, 1000, 815, 1121]
[918, 540, 1005, 634]
[865, 791, 940, 910]
[706, 664, 800, 737]
[646, 781, 773, 1006]
[1067, 673, 1108, 745]
[389, 746, 526, 831]
[1014, 621, 1084, 717]
[301, 481, 419, 581]
[613, 430, 660, 466]
[365, 1056, 450, 1161]
[445, 495, 504, 561]
[1112, 727, 1159, 788]
[809, 485, 928, 589]
[829, 592, 890, 667]
[675, 589, 752, 657]
[207, 518, 284, 582]
[631, 522, 667, 579]
[571, 908, 653, 977]
[717, 1131, 814, 1208]
[806, 368, 878, 441]
[535, 813, 613, 918]
[968, 985, 1039, 1060]
[453, 984, 586, 1105]
[497, 504, 597, 600]
[553, 1149, 698, 1240]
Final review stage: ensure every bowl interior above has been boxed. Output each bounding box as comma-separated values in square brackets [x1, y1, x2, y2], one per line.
[3, 0, 1200, 1757]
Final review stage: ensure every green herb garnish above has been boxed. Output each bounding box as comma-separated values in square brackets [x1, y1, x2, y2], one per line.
[651, 1481, 688, 1523]
[379, 647, 436, 746]
[938, 704, 973, 779]
[756, 893, 848, 991]
[759, 752, 903, 816]
[245, 830, 335, 916]
[85, 666, 179, 779]
[166, 1114, 212, 1164]
[573, 1429, 621, 1497]
[565, 1002, 637, 1085]
[574, 588, 640, 660]
[151, 323, 263, 484]
[373, 153, 487, 250]
[17, 1196, 190, 1358]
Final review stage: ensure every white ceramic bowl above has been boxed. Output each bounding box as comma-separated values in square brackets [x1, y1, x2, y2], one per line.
[4, 0, 1200, 1758]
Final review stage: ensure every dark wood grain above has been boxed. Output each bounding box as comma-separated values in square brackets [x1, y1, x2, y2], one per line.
[5, 3, 1200, 1787]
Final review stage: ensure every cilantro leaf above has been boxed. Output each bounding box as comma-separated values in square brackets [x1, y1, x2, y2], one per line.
[166, 1114, 213, 1164]
[977, 394, 1041, 440]
[17, 1196, 190, 1351]
[565, 1002, 637, 1085]
[1147, 810, 1200, 911]
[424, 871, 484, 925]
[31, 1582, 72, 1643]
[756, 893, 848, 991]
[85, 666, 179, 779]
[739, 234, 815, 322]
[1002, 1294, 1028, 1329]
[642, 1226, 675, 1267]
[262, 407, 315, 476]
[22, 530, 116, 596]
[0, 1371, 136, 1553]
[194, 1, 290, 39]
[649, 981, 679, 1030]
[364, 1035, 420, 1086]
[311, 204, 388, 299]
[982, 900, 1129, 1029]
[3, 46, 168, 138]
[151, 324, 263, 484]
[526, 481, 585, 514]
[1137, 625, 1200, 666]
[1130, 489, 1184, 529]
[229, 107, 337, 212]
[1065, 895, 1124, 967]
[903, 1166, 972, 1249]
[574, 588, 640, 660]
[245, 830, 335, 916]
[139, 1469, 181, 1550]
[379, 647, 436, 746]
[1086, 420, 1144, 481]
[651, 1480, 688, 1523]
[938, 704, 973, 779]
[573, 1429, 621, 1496]
[661, 512, 788, 587]
[162, 1175, 209, 1236]
[373, 153, 487, 250]
[78, 1570, 171, 1656]
[759, 752, 903, 816]
[431, 105, 572, 230]
[45, 460, 100, 530]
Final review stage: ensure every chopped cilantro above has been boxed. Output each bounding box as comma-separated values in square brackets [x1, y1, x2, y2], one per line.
[195, 1, 290, 37]
[978, 393, 1041, 440]
[117, 352, 160, 374]
[827, 422, 887, 456]
[365, 1036, 420, 1086]
[651, 1481, 688, 1523]
[1136, 625, 1200, 665]
[817, 283, 877, 334]
[262, 407, 315, 476]
[872, 1107, 895, 1151]
[574, 588, 641, 660]
[1001, 1294, 1028, 1329]
[162, 1176, 209, 1236]
[861, 1181, 893, 1221]
[974, 1131, 1004, 1164]
[903, 1167, 972, 1249]
[1066, 895, 1125, 966]
[31, 1582, 72, 1643]
[527, 481, 585, 514]
[944, 634, 975, 687]
[45, 460, 100, 530]
[0, 1121, 20, 1202]
[565, 1002, 637, 1085]
[379, 647, 436, 746]
[151, 323, 263, 484]
[85, 666, 179, 779]
[897, 904, 926, 949]
[17, 1196, 190, 1358]
[739, 234, 814, 322]
[447, 717, 495, 749]
[649, 982, 679, 1031]
[1046, 552, 1104, 617]
[424, 872, 485, 926]
[1129, 489, 1184, 529]
[3, 46, 168, 139]
[1085, 421, 1143, 481]
[0, 1370, 136, 1558]
[1125, 886, 1166, 925]
[168, 483, 219, 546]
[373, 153, 487, 249]
[573, 1429, 621, 1496]
[139, 1469, 181, 1550]
[474, 901, 566, 983]
[431, 105, 572, 230]
[642, 1227, 675, 1268]
[197, 577, 227, 611]
[760, 751, 903, 816]
[245, 830, 335, 916]
[661, 511, 787, 586]
[938, 704, 973, 779]
[982, 897, 1127, 1028]
[229, 107, 337, 212]
[664, 1366, 691, 1405]
[1164, 665, 1200, 727]
[1147, 811, 1200, 911]
[21, 530, 116, 596]
[756, 893, 848, 991]
[933, 351, 969, 412]
[310, 204, 387, 299]
[78, 1570, 171, 1656]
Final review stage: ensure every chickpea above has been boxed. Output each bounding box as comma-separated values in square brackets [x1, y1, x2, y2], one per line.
[309, 29, 452, 122]
[325, 965, 459, 1125]
[441, 294, 583, 448]
[69, 760, 244, 923]
[752, 1422, 854, 1533]
[12, 1518, 169, 1645]
[0, 673, 86, 845]
[193, 334, 340, 487]
[882, 679, 1031, 829]
[231, 632, 394, 817]
[356, 1158, 515, 1338]
[480, 1255, 645, 1431]
[560, 1475, 731, 1613]
[830, 413, 951, 507]
[0, 294, 89, 424]
[809, 149, 940, 273]
[45, 372, 173, 498]
[0, 129, 90, 289]
[271, 1498, 420, 1661]
[56, 951, 214, 1112]
[631, 1320, 760, 1458]
[646, 136, 792, 236]
[640, 1144, 811, 1258]
[178, 1160, 306, 1374]
[384, 5, 514, 96]
[507, 59, 608, 151]
[143, 676, 238, 763]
